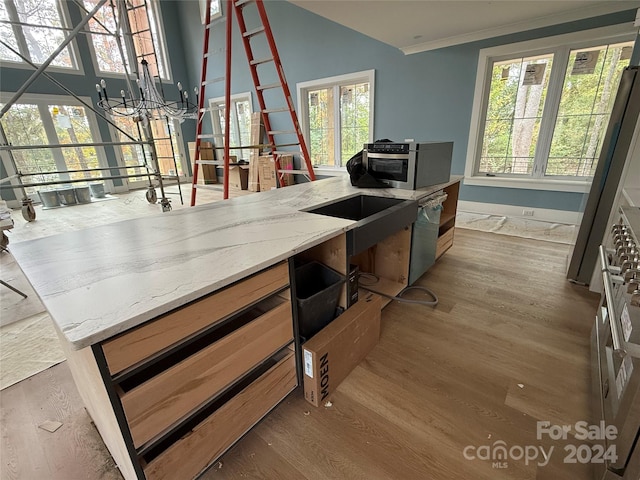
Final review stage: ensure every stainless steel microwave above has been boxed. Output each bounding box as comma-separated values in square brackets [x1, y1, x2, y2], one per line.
[363, 141, 453, 190]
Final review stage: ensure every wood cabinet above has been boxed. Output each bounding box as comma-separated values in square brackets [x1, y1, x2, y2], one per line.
[436, 180, 459, 260]
[61, 261, 297, 480]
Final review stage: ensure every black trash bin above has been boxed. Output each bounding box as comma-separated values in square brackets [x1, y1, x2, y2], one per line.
[295, 261, 345, 340]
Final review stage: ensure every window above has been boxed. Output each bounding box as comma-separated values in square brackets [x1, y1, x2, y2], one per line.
[199, 0, 221, 24]
[466, 25, 635, 191]
[110, 116, 186, 187]
[0, 95, 108, 197]
[297, 70, 374, 168]
[209, 93, 253, 161]
[83, 0, 169, 79]
[0, 0, 77, 69]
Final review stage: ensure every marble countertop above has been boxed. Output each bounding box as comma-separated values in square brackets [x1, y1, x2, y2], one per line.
[11, 175, 462, 349]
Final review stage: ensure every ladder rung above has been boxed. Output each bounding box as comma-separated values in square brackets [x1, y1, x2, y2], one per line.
[202, 77, 225, 86]
[273, 143, 301, 148]
[204, 50, 223, 58]
[250, 57, 273, 66]
[205, 17, 226, 29]
[197, 133, 222, 139]
[212, 144, 271, 150]
[131, 29, 151, 35]
[268, 130, 296, 135]
[196, 160, 223, 165]
[261, 107, 289, 114]
[126, 4, 146, 11]
[272, 150, 302, 155]
[235, 0, 254, 7]
[243, 26, 265, 38]
[194, 184, 223, 191]
[257, 83, 280, 91]
[198, 107, 215, 113]
[278, 169, 310, 175]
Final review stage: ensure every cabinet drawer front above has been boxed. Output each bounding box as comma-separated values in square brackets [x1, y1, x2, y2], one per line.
[436, 228, 454, 258]
[121, 301, 293, 448]
[143, 351, 297, 480]
[102, 261, 289, 375]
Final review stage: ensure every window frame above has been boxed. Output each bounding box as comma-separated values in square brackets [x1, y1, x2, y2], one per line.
[0, 92, 112, 199]
[0, 0, 83, 74]
[209, 92, 254, 161]
[199, 0, 222, 24]
[465, 24, 635, 193]
[297, 69, 375, 170]
[83, 0, 172, 81]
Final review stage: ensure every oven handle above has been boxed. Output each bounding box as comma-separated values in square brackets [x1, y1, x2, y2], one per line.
[364, 153, 409, 160]
[599, 245, 625, 354]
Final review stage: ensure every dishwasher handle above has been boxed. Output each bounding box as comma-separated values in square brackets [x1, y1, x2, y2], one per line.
[599, 245, 625, 354]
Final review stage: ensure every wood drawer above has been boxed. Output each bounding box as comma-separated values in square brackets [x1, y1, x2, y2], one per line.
[143, 350, 297, 480]
[102, 261, 289, 375]
[436, 227, 454, 259]
[120, 299, 293, 448]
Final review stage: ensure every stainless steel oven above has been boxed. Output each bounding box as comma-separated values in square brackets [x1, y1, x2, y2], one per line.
[363, 141, 452, 190]
[591, 206, 640, 480]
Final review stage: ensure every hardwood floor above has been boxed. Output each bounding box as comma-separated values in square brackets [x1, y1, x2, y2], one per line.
[0, 229, 599, 480]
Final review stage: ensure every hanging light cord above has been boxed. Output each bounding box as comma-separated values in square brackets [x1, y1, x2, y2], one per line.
[358, 272, 439, 306]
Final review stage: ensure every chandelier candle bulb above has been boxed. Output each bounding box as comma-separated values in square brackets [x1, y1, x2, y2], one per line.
[95, 60, 198, 121]
[100, 79, 108, 101]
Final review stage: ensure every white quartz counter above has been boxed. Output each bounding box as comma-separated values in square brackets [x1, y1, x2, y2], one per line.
[11, 175, 462, 349]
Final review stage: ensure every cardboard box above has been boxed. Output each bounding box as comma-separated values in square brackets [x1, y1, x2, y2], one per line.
[302, 292, 381, 407]
[248, 113, 264, 192]
[229, 165, 249, 190]
[248, 153, 260, 192]
[277, 154, 294, 187]
[188, 141, 217, 184]
[258, 155, 278, 191]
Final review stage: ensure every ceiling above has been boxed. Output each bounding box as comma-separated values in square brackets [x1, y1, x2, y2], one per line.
[288, 1, 639, 54]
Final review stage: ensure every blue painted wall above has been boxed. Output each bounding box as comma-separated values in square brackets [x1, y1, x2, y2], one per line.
[173, 1, 637, 213]
[0, 0, 192, 200]
[2, 1, 636, 212]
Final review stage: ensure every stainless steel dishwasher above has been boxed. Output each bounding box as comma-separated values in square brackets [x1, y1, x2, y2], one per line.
[409, 191, 447, 285]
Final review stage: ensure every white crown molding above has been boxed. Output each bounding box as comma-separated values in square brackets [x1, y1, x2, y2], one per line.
[401, 2, 637, 55]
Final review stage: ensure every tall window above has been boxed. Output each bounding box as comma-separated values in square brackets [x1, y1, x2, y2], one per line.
[83, 0, 169, 79]
[466, 26, 634, 189]
[0, 0, 77, 68]
[209, 93, 253, 161]
[199, 0, 221, 23]
[0, 95, 107, 196]
[297, 70, 374, 168]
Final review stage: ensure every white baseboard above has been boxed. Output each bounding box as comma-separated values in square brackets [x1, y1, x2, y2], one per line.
[457, 200, 583, 225]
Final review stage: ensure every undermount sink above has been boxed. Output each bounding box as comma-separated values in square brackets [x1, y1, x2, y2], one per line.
[307, 195, 418, 255]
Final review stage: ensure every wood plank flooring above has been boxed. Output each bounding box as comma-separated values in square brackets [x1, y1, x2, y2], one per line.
[0, 228, 599, 480]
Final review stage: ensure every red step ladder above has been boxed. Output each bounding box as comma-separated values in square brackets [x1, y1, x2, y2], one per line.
[190, 0, 315, 206]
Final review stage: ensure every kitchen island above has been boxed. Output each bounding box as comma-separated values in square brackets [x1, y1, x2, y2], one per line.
[11, 174, 461, 480]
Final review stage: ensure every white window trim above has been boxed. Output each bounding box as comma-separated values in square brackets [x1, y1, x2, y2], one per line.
[297, 69, 375, 169]
[146, 0, 172, 81]
[0, 92, 113, 192]
[1, 0, 84, 74]
[465, 23, 636, 193]
[209, 92, 253, 158]
[200, 0, 222, 24]
[84, 0, 172, 81]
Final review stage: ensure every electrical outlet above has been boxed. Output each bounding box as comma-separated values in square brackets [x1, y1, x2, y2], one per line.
[523, 209, 534, 217]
